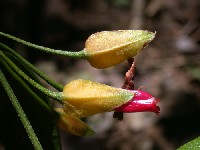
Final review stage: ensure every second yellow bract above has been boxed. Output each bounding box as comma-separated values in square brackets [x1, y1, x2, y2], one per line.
[62, 79, 134, 118]
[84, 30, 155, 68]
[55, 108, 95, 136]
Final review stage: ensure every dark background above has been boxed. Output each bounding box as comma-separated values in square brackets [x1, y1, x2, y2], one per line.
[1, 0, 200, 150]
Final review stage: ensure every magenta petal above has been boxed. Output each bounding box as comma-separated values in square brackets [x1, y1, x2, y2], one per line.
[113, 90, 160, 115]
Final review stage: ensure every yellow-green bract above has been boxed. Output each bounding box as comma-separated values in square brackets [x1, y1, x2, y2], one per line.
[62, 79, 134, 118]
[55, 108, 94, 136]
[84, 30, 155, 68]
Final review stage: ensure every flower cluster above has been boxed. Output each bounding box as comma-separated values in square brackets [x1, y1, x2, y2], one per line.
[0, 29, 160, 149]
[54, 30, 159, 136]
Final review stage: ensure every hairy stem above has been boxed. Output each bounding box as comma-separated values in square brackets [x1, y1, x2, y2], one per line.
[0, 50, 63, 103]
[0, 59, 53, 114]
[0, 32, 87, 58]
[0, 69, 43, 150]
[0, 43, 64, 91]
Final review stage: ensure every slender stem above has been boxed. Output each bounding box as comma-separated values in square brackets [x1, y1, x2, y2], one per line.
[0, 59, 53, 114]
[0, 32, 87, 58]
[0, 69, 43, 150]
[0, 51, 64, 103]
[0, 43, 64, 91]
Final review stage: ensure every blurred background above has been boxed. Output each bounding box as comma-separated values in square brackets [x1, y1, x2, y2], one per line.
[1, 0, 200, 150]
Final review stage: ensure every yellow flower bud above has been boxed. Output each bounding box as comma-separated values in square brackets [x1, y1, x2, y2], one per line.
[84, 30, 155, 68]
[55, 108, 94, 136]
[62, 79, 133, 118]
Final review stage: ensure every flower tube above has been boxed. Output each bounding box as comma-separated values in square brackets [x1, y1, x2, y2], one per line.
[114, 90, 160, 115]
[62, 80, 160, 118]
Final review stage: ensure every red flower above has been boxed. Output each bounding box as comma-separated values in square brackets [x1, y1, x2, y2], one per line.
[113, 90, 160, 115]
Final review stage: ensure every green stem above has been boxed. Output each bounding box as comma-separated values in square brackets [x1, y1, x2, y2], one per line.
[0, 32, 87, 58]
[0, 59, 53, 114]
[0, 50, 64, 103]
[0, 43, 64, 91]
[0, 69, 43, 150]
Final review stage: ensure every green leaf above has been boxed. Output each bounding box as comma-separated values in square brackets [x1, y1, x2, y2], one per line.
[0, 50, 61, 149]
[178, 136, 200, 150]
[0, 43, 64, 91]
[0, 50, 63, 102]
